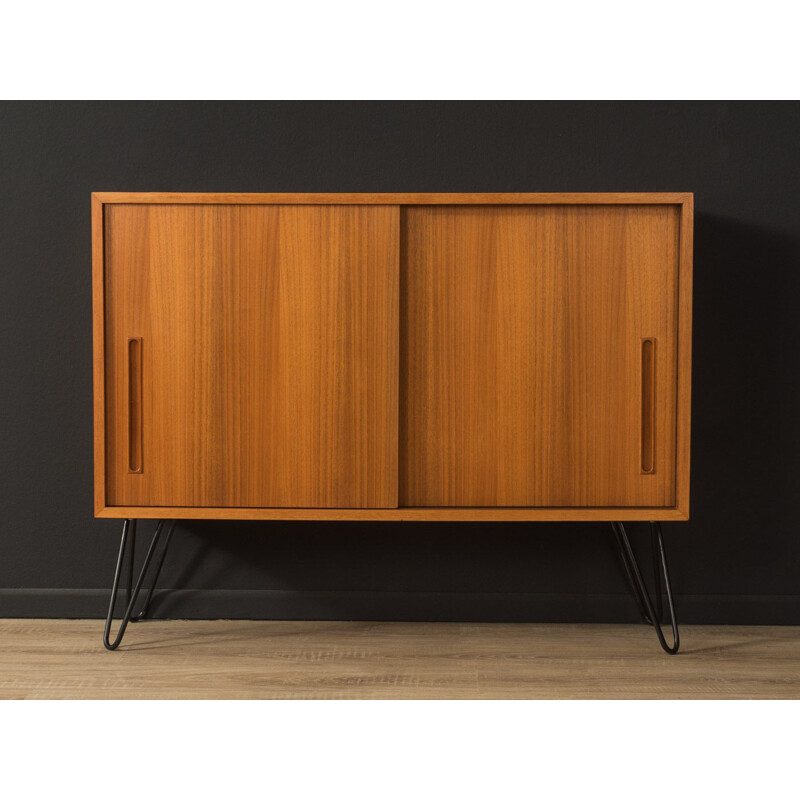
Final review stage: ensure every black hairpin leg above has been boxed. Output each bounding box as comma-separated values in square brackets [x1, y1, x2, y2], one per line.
[103, 518, 176, 650]
[131, 520, 176, 622]
[611, 521, 680, 655]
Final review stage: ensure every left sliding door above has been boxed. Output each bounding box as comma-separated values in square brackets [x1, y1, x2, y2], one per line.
[103, 204, 399, 508]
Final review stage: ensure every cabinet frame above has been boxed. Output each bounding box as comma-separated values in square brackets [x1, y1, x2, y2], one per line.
[93, 192, 693, 521]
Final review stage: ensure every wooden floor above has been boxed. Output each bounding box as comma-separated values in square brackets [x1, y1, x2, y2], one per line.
[1, 619, 798, 699]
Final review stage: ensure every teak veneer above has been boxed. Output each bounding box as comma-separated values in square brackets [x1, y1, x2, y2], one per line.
[93, 193, 693, 522]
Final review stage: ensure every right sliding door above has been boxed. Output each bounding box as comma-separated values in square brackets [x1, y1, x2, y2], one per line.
[401, 204, 680, 507]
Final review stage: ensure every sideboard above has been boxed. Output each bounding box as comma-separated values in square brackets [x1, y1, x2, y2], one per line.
[93, 192, 693, 652]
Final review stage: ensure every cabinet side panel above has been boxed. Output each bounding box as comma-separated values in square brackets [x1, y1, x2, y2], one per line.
[92, 196, 106, 514]
[400, 204, 679, 507]
[105, 204, 398, 508]
[675, 197, 693, 516]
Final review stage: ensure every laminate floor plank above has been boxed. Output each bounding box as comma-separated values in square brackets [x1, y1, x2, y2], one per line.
[0, 620, 798, 699]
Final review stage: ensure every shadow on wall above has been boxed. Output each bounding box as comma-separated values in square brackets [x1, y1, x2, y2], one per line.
[139, 212, 800, 624]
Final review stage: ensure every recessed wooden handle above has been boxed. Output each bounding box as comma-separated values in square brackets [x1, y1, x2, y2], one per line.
[641, 338, 655, 474]
[128, 337, 143, 473]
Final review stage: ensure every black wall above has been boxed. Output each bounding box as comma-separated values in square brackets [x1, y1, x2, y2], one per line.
[1, 101, 798, 624]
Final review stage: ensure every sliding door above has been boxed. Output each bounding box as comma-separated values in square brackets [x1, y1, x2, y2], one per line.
[400, 204, 679, 507]
[104, 204, 399, 508]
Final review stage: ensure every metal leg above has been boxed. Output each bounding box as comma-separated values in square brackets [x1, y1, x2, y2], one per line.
[132, 521, 176, 622]
[125, 519, 136, 610]
[611, 521, 680, 655]
[103, 519, 176, 650]
[611, 521, 653, 625]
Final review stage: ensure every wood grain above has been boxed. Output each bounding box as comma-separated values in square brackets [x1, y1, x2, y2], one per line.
[1, 620, 798, 699]
[401, 204, 680, 507]
[96, 505, 689, 521]
[676, 195, 694, 517]
[92, 194, 106, 515]
[93, 193, 692, 520]
[93, 192, 692, 205]
[104, 204, 399, 508]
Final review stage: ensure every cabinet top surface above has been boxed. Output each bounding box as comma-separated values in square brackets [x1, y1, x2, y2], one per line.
[93, 192, 693, 205]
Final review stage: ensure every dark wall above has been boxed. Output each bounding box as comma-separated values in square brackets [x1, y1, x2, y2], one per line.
[1, 101, 798, 624]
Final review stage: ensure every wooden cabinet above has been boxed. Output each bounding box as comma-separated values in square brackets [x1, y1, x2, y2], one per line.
[93, 193, 692, 522]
